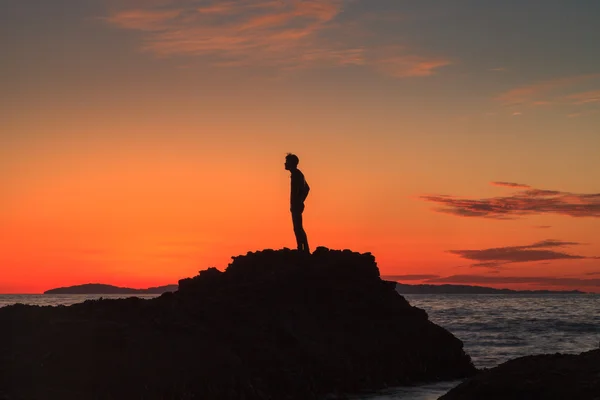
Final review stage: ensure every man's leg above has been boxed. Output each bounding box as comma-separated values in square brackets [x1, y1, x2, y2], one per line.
[300, 204, 309, 253]
[291, 209, 304, 251]
[292, 206, 309, 253]
[301, 231, 309, 254]
[299, 210, 309, 254]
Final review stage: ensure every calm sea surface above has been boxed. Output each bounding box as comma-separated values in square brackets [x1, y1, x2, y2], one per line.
[2, 293, 599, 399]
[357, 293, 600, 400]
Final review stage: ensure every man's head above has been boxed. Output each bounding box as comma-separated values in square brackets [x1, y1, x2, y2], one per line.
[284, 153, 299, 171]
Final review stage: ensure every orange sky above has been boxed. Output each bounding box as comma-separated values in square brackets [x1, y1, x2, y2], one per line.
[1, 0, 600, 293]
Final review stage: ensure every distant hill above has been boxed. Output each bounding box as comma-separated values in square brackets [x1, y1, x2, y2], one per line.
[390, 283, 586, 295]
[44, 283, 178, 295]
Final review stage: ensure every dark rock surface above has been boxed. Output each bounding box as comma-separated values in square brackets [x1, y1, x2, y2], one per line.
[439, 349, 600, 400]
[0, 247, 475, 400]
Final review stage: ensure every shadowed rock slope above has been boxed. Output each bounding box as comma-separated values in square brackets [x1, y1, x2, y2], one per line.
[0, 247, 475, 400]
[439, 349, 600, 400]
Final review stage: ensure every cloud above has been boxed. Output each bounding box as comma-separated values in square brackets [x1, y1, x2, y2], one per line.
[566, 90, 600, 105]
[103, 0, 347, 62]
[567, 110, 599, 118]
[495, 74, 600, 115]
[383, 274, 441, 281]
[426, 275, 600, 288]
[468, 261, 509, 268]
[495, 74, 600, 106]
[447, 239, 594, 269]
[102, 0, 450, 77]
[420, 183, 600, 219]
[373, 53, 452, 78]
[491, 181, 531, 189]
[103, 8, 183, 31]
[533, 225, 552, 229]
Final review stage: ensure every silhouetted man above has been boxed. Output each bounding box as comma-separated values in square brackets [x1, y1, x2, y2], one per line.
[284, 153, 310, 253]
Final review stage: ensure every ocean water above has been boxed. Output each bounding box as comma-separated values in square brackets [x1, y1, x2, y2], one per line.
[357, 293, 600, 400]
[2, 293, 599, 399]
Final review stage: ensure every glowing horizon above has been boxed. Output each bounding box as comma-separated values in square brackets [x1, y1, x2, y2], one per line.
[2, 0, 600, 294]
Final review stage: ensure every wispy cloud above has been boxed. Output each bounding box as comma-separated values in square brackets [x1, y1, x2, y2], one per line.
[566, 90, 600, 105]
[372, 50, 452, 78]
[495, 74, 600, 106]
[567, 110, 599, 118]
[104, 8, 183, 31]
[426, 274, 600, 288]
[383, 274, 441, 281]
[495, 74, 600, 113]
[420, 182, 600, 219]
[102, 0, 451, 77]
[448, 239, 593, 269]
[533, 225, 552, 229]
[104, 0, 348, 63]
[491, 181, 531, 189]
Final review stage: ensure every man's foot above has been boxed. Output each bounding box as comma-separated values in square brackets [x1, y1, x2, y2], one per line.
[295, 248, 311, 256]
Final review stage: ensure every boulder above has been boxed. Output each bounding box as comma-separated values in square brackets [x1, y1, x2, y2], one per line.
[0, 247, 475, 400]
[439, 349, 600, 400]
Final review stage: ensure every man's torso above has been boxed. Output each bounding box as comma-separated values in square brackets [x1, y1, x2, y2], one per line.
[290, 169, 307, 208]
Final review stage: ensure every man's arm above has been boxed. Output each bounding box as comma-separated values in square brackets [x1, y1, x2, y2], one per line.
[303, 181, 310, 201]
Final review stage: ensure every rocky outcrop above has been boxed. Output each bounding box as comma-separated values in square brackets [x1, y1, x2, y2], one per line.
[0, 247, 475, 400]
[439, 349, 600, 400]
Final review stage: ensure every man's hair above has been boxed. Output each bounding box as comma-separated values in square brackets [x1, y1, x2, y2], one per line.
[285, 153, 299, 167]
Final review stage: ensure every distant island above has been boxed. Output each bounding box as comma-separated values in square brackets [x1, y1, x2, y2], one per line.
[45, 282, 586, 295]
[44, 283, 178, 295]
[390, 283, 586, 295]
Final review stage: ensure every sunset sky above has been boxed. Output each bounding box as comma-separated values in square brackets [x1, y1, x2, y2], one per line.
[2, 0, 600, 293]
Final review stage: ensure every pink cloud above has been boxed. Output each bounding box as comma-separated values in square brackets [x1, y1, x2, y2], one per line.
[420, 183, 600, 219]
[495, 74, 600, 106]
[566, 90, 600, 104]
[374, 55, 451, 77]
[102, 0, 451, 78]
[104, 9, 182, 31]
[196, 2, 237, 15]
[568, 110, 599, 118]
[491, 181, 531, 189]
[448, 239, 592, 269]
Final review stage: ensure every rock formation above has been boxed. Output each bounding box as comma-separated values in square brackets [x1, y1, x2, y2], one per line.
[440, 349, 600, 400]
[0, 247, 475, 400]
